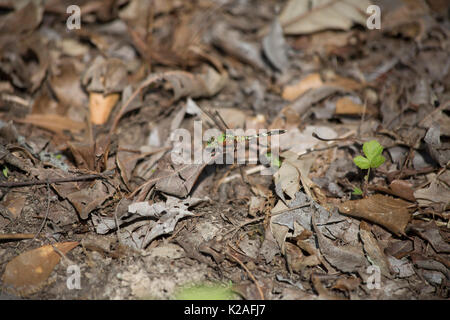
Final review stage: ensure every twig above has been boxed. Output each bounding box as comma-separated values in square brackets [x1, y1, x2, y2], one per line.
[0, 233, 35, 240]
[0, 172, 112, 188]
[227, 247, 265, 300]
[31, 182, 51, 242]
[224, 203, 312, 238]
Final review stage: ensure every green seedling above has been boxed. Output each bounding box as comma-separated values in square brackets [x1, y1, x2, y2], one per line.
[352, 187, 363, 195]
[265, 152, 282, 168]
[2, 166, 8, 178]
[353, 140, 385, 195]
[174, 281, 235, 300]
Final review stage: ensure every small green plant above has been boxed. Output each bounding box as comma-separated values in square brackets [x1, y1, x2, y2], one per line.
[352, 187, 363, 195]
[353, 140, 385, 195]
[174, 281, 235, 300]
[2, 166, 8, 178]
[265, 152, 282, 168]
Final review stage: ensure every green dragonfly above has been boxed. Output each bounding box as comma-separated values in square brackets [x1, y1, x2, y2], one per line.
[206, 130, 287, 149]
[200, 107, 286, 167]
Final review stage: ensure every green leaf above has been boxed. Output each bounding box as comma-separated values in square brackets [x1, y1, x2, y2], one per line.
[352, 187, 363, 195]
[266, 152, 282, 168]
[175, 283, 235, 300]
[363, 140, 383, 162]
[370, 154, 385, 168]
[353, 156, 370, 169]
[2, 166, 8, 178]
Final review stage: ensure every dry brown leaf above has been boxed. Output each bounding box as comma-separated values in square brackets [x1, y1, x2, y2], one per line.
[335, 97, 369, 115]
[2, 242, 79, 296]
[338, 194, 411, 236]
[389, 180, 416, 202]
[282, 73, 363, 102]
[282, 73, 324, 101]
[16, 114, 86, 134]
[89, 92, 120, 125]
[279, 0, 371, 35]
[0, 1, 43, 35]
[359, 221, 393, 278]
[82, 56, 128, 94]
[312, 213, 368, 273]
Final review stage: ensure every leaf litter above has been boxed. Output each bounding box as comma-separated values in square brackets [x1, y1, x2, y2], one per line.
[0, 0, 449, 300]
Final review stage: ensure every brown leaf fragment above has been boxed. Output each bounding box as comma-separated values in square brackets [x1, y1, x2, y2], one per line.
[0, 1, 43, 35]
[66, 180, 111, 220]
[285, 242, 320, 274]
[2, 242, 79, 296]
[331, 276, 361, 293]
[311, 274, 344, 300]
[149, 153, 208, 198]
[210, 22, 267, 71]
[409, 221, 450, 253]
[359, 221, 393, 278]
[385, 240, 414, 259]
[81, 56, 128, 94]
[389, 180, 416, 202]
[89, 92, 120, 125]
[414, 179, 450, 211]
[411, 253, 450, 280]
[16, 114, 86, 135]
[338, 195, 411, 236]
[312, 213, 367, 273]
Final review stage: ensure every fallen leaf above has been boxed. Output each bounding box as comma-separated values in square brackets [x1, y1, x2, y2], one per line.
[338, 194, 411, 236]
[359, 221, 392, 278]
[89, 92, 120, 125]
[273, 161, 300, 199]
[15, 114, 86, 134]
[279, 0, 371, 35]
[282, 73, 324, 101]
[335, 97, 370, 115]
[262, 18, 289, 72]
[2, 242, 79, 296]
[312, 212, 367, 273]
[414, 179, 450, 211]
[81, 56, 128, 94]
[210, 22, 267, 71]
[409, 220, 450, 253]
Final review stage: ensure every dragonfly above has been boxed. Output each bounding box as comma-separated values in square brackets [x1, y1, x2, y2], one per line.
[206, 130, 287, 149]
[200, 107, 286, 167]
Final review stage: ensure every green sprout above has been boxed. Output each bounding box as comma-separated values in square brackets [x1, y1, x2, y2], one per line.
[174, 282, 235, 300]
[265, 152, 282, 168]
[2, 166, 8, 178]
[352, 187, 363, 195]
[353, 140, 385, 195]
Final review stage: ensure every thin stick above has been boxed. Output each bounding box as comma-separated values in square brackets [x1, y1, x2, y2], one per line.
[227, 248, 265, 300]
[0, 172, 111, 188]
[0, 233, 35, 240]
[29, 182, 51, 244]
[224, 203, 312, 238]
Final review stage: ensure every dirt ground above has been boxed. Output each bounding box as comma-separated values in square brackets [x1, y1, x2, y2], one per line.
[0, 0, 449, 300]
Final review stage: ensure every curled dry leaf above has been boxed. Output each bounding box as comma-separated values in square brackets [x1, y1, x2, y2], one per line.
[210, 22, 267, 71]
[338, 194, 412, 236]
[409, 221, 450, 253]
[282, 73, 363, 102]
[359, 221, 392, 278]
[2, 242, 79, 296]
[273, 161, 300, 200]
[335, 96, 375, 116]
[262, 19, 289, 72]
[89, 92, 120, 125]
[82, 56, 128, 94]
[279, 0, 371, 35]
[161, 67, 228, 101]
[282, 73, 324, 101]
[16, 114, 86, 135]
[312, 212, 367, 273]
